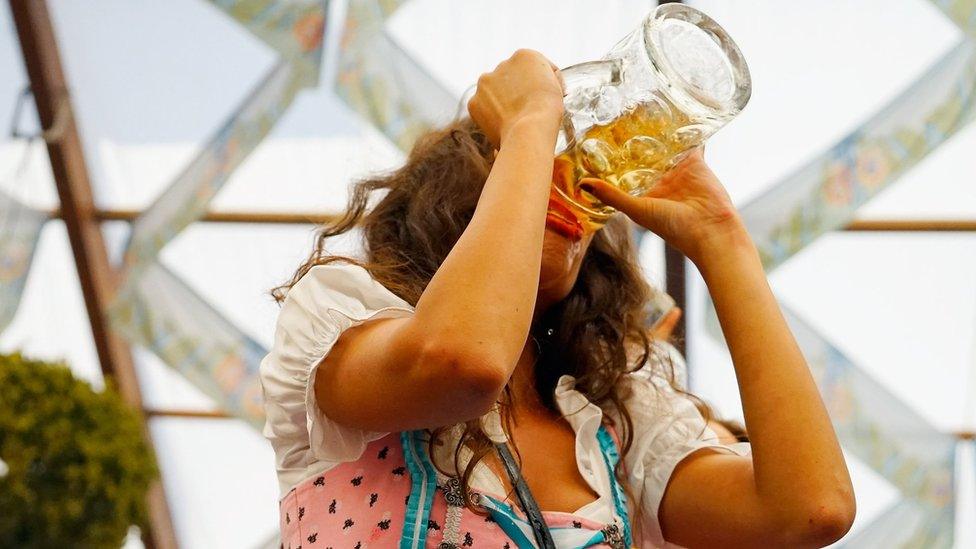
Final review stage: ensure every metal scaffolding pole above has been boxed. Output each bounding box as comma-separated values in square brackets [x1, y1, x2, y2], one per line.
[9, 1, 178, 547]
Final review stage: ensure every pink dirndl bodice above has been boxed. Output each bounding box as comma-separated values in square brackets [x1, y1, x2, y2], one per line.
[279, 428, 632, 548]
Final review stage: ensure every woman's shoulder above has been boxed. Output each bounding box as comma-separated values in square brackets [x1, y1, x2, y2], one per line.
[261, 261, 415, 494]
[287, 261, 411, 306]
[279, 261, 414, 323]
[265, 260, 415, 368]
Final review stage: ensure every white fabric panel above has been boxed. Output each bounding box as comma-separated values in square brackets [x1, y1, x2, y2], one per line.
[150, 418, 280, 549]
[691, 0, 960, 207]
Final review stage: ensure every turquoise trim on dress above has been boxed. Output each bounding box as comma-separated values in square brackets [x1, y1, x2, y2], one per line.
[482, 495, 540, 548]
[584, 530, 608, 546]
[481, 494, 616, 548]
[399, 431, 437, 549]
[397, 426, 631, 548]
[596, 425, 632, 547]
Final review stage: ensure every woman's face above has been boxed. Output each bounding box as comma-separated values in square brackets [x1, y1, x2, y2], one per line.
[537, 194, 596, 309]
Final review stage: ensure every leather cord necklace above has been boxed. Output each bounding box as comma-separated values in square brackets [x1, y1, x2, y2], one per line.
[493, 441, 557, 549]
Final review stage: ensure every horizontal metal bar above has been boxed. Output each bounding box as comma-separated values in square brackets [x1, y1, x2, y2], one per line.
[843, 219, 976, 232]
[145, 408, 234, 419]
[48, 208, 345, 225]
[48, 209, 976, 231]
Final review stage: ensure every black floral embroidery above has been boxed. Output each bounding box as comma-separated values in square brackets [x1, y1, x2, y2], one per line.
[427, 519, 441, 531]
[369, 493, 378, 507]
[298, 507, 305, 520]
[354, 543, 362, 549]
[313, 476, 325, 487]
[351, 475, 363, 486]
[306, 533, 317, 544]
[503, 544, 510, 549]
[484, 515, 495, 523]
[343, 518, 355, 529]
[392, 466, 406, 476]
[378, 446, 389, 459]
[285, 512, 290, 524]
[442, 477, 464, 507]
[572, 521, 582, 528]
[328, 499, 336, 514]
[463, 532, 474, 546]
[378, 519, 391, 530]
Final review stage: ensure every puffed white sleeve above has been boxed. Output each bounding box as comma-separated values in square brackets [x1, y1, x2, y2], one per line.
[623, 347, 751, 545]
[259, 263, 415, 491]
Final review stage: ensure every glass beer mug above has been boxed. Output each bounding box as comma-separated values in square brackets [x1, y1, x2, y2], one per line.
[552, 3, 751, 227]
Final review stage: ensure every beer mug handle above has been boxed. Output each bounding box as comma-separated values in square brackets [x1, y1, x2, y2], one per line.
[457, 59, 622, 119]
[554, 59, 623, 151]
[558, 59, 624, 96]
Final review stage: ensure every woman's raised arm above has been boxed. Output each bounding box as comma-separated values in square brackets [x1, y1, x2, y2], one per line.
[316, 50, 565, 432]
[584, 151, 856, 547]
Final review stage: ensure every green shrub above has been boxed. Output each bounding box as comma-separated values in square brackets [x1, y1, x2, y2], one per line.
[0, 353, 157, 548]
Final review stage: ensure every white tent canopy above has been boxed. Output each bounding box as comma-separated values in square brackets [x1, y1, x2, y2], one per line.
[1, 0, 974, 546]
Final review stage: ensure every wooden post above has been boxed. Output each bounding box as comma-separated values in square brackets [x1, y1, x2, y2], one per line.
[9, 1, 178, 547]
[661, 0, 688, 362]
[664, 244, 688, 357]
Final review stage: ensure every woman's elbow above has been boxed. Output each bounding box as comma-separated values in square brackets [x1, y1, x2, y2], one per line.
[801, 500, 855, 547]
[778, 493, 856, 547]
[415, 339, 508, 417]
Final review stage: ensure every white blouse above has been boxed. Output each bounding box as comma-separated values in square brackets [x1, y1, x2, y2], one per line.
[259, 263, 750, 546]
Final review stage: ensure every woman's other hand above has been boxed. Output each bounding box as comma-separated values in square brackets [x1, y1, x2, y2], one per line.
[580, 149, 750, 267]
[467, 49, 565, 148]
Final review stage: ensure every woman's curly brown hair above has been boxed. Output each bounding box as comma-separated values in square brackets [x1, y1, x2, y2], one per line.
[273, 118, 684, 521]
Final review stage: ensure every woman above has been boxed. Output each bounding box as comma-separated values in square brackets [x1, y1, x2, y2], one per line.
[261, 50, 855, 548]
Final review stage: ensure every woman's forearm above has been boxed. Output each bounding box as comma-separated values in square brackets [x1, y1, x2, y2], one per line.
[413, 114, 560, 370]
[697, 226, 854, 527]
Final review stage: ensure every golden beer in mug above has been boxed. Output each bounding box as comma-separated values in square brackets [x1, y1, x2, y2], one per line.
[551, 4, 752, 229]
